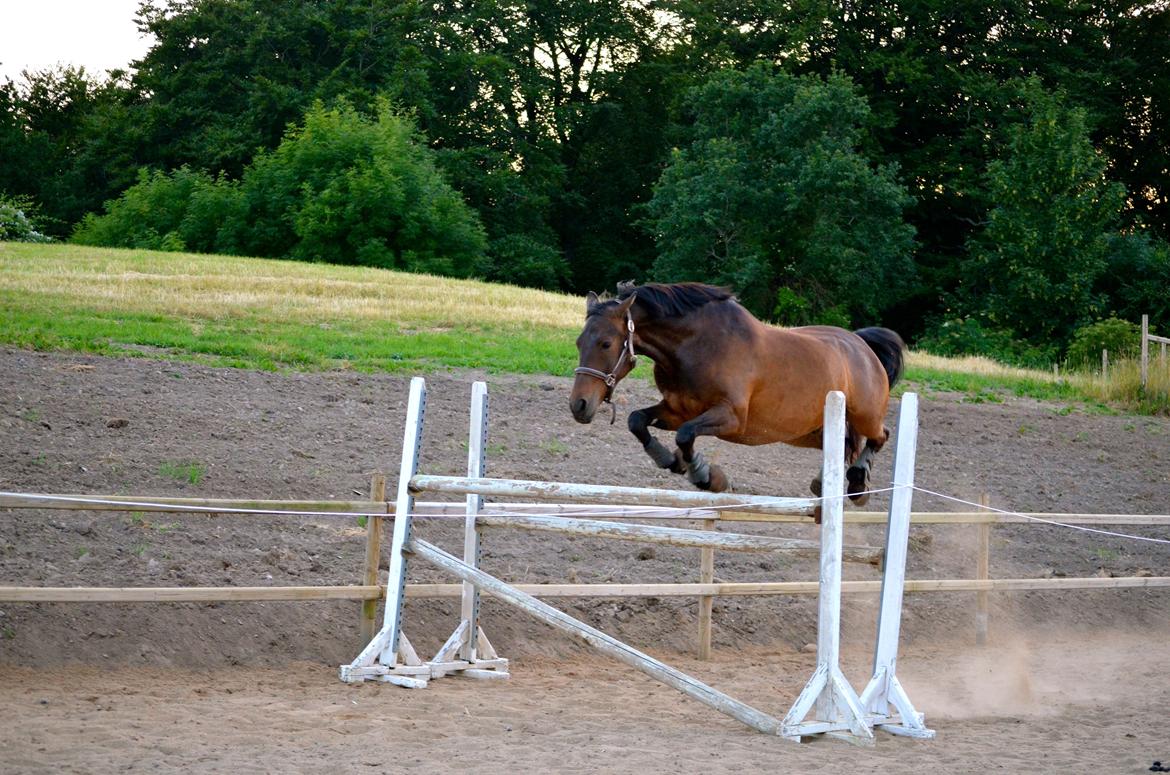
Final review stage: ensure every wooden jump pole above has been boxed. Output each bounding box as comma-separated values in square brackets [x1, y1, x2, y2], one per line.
[341, 377, 429, 687]
[460, 380, 488, 664]
[410, 476, 817, 516]
[782, 391, 874, 744]
[1142, 314, 1149, 388]
[7, 574, 1170, 603]
[360, 471, 387, 646]
[698, 518, 715, 661]
[407, 537, 784, 736]
[975, 493, 991, 646]
[427, 381, 510, 681]
[475, 513, 880, 561]
[859, 392, 934, 738]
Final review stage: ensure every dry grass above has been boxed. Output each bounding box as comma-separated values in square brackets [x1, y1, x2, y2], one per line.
[1082, 357, 1170, 414]
[907, 351, 1065, 383]
[0, 243, 583, 330]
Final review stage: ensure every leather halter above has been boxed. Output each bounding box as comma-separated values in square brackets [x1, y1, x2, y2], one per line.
[574, 310, 637, 412]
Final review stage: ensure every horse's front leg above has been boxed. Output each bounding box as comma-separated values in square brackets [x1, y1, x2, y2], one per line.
[675, 405, 740, 493]
[628, 403, 685, 474]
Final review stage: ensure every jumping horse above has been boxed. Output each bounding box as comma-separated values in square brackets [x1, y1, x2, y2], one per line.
[569, 282, 905, 508]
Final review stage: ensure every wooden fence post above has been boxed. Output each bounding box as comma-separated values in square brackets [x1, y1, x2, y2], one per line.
[975, 493, 991, 646]
[361, 471, 387, 645]
[1102, 349, 1109, 380]
[698, 519, 715, 660]
[1141, 314, 1149, 388]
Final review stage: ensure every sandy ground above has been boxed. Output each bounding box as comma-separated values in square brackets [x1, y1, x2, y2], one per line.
[2, 348, 1169, 772]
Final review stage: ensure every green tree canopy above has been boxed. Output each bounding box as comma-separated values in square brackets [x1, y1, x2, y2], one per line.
[646, 64, 915, 324]
[963, 84, 1125, 347]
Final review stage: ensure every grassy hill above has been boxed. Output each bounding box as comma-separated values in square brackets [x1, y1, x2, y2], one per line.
[1, 242, 1161, 412]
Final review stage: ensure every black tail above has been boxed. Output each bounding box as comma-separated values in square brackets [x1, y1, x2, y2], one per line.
[855, 327, 905, 389]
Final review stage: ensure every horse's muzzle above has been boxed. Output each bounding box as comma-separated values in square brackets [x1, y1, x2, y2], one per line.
[570, 397, 594, 424]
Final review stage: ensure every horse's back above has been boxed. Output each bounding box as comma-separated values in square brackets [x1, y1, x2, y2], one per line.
[743, 324, 892, 441]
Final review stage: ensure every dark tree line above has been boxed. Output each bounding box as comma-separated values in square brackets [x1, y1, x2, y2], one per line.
[2, 0, 1168, 362]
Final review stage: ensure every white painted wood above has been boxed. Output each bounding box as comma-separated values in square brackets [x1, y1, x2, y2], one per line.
[476, 626, 499, 660]
[381, 377, 427, 665]
[410, 476, 816, 516]
[816, 391, 846, 721]
[461, 669, 511, 681]
[409, 537, 784, 736]
[460, 380, 489, 662]
[433, 620, 469, 664]
[860, 392, 934, 738]
[343, 377, 427, 675]
[475, 514, 878, 560]
[380, 674, 428, 689]
[783, 392, 873, 743]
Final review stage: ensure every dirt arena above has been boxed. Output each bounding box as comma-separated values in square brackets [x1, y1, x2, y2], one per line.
[2, 348, 1169, 773]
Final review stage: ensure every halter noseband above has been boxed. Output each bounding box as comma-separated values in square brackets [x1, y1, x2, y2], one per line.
[574, 310, 637, 416]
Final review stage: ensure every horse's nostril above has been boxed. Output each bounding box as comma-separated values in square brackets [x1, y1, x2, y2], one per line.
[572, 398, 587, 415]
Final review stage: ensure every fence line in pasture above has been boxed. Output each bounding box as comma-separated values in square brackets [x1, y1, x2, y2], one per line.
[3, 491, 1167, 654]
[1143, 313, 1170, 388]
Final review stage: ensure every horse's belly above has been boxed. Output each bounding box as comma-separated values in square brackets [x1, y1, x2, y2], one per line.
[717, 425, 821, 447]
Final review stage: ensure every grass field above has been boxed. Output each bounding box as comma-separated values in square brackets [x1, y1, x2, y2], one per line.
[2, 242, 1165, 412]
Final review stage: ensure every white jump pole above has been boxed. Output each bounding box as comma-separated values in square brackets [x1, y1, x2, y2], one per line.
[408, 537, 785, 735]
[781, 390, 874, 744]
[341, 377, 430, 686]
[427, 381, 510, 680]
[859, 392, 935, 738]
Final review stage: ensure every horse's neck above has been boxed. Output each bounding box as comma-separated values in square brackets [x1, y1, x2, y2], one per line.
[632, 316, 700, 371]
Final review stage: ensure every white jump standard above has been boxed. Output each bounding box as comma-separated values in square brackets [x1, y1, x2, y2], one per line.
[341, 377, 932, 744]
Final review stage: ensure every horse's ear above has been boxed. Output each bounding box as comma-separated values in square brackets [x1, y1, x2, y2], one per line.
[585, 291, 599, 314]
[616, 292, 636, 315]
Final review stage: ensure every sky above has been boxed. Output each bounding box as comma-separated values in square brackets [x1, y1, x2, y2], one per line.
[0, 0, 154, 82]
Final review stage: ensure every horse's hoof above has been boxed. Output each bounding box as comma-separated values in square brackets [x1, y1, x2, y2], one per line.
[811, 505, 823, 525]
[809, 477, 822, 498]
[705, 464, 731, 493]
[669, 449, 687, 475]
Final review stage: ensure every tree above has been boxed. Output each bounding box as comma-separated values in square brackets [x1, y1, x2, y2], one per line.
[74, 101, 488, 277]
[646, 65, 915, 324]
[963, 84, 1125, 346]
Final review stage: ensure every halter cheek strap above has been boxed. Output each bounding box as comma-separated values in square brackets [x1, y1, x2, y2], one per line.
[574, 312, 637, 411]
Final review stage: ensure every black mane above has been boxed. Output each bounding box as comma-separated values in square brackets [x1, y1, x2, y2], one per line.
[613, 282, 735, 319]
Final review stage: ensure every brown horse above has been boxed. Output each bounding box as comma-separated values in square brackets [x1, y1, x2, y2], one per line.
[569, 282, 905, 503]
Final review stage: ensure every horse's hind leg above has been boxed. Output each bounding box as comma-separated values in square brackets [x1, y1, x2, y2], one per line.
[846, 426, 889, 505]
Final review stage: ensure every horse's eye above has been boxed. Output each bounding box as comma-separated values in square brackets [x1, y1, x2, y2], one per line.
[600, 341, 612, 350]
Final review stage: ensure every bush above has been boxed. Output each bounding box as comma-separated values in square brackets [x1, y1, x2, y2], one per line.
[917, 315, 1057, 368]
[1065, 318, 1142, 370]
[236, 100, 487, 276]
[0, 194, 52, 242]
[71, 166, 237, 252]
[70, 100, 488, 279]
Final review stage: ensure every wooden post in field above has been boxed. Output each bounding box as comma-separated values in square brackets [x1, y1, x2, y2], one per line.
[1141, 314, 1149, 388]
[698, 519, 715, 660]
[361, 471, 387, 645]
[975, 493, 991, 646]
[1102, 349, 1109, 380]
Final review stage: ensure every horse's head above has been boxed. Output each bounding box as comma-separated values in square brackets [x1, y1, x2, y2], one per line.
[570, 291, 637, 424]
